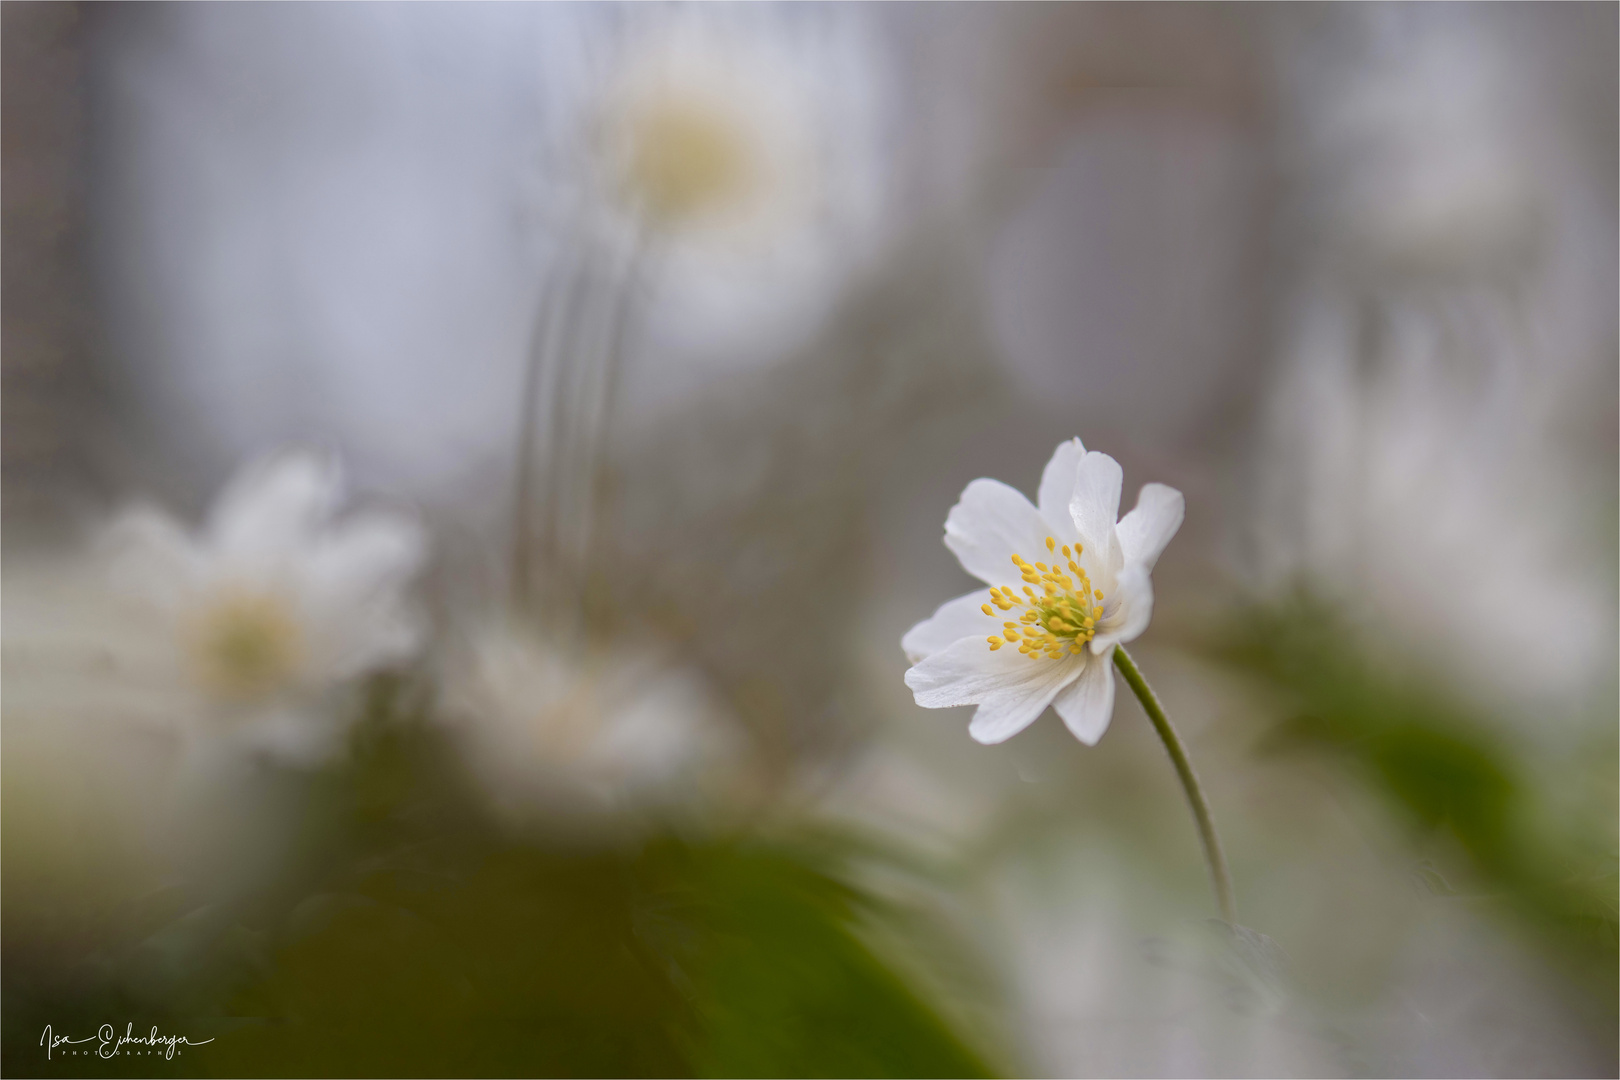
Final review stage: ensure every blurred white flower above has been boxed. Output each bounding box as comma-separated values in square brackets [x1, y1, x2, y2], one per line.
[440, 619, 741, 823]
[594, 27, 805, 244]
[1282, 5, 1542, 272]
[1260, 5, 1617, 715]
[903, 438, 1184, 745]
[1258, 289, 1614, 713]
[569, 6, 897, 412]
[101, 450, 428, 764]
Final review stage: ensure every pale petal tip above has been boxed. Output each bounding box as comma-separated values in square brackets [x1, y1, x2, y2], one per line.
[1070, 719, 1109, 746]
[899, 621, 930, 664]
[967, 714, 1020, 745]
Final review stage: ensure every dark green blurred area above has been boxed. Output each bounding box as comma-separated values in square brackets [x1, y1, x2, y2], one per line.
[2, 680, 999, 1078]
[1219, 597, 1619, 1039]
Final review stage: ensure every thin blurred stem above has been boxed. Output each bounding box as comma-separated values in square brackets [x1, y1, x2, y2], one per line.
[572, 236, 641, 594]
[511, 249, 582, 614]
[510, 287, 551, 610]
[1113, 645, 1237, 924]
[509, 227, 642, 631]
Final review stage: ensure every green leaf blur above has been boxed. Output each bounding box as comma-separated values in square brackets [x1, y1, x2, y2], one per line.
[1219, 597, 1619, 1031]
[2, 679, 997, 1078]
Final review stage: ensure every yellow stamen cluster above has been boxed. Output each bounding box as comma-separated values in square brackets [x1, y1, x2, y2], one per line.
[983, 537, 1106, 660]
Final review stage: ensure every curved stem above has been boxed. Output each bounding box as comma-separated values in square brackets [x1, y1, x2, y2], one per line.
[1113, 645, 1237, 924]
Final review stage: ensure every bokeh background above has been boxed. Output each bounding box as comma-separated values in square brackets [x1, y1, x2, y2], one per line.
[4, 3, 1616, 1076]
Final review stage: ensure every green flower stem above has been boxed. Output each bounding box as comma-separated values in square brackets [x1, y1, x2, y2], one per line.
[1113, 645, 1237, 924]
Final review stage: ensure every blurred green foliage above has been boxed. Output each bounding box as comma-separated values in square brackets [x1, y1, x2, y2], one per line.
[2, 678, 998, 1078]
[1219, 597, 1618, 1026]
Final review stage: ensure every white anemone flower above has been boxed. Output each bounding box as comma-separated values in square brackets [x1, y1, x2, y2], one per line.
[902, 438, 1184, 746]
[440, 619, 740, 823]
[594, 24, 813, 246]
[101, 450, 428, 765]
[571, 7, 894, 393]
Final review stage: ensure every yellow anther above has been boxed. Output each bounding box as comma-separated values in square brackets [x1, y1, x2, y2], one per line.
[981, 604, 994, 617]
[988, 637, 1002, 650]
[993, 546, 1110, 660]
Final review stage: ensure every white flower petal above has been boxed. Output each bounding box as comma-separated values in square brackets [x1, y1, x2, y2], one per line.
[944, 478, 1052, 586]
[208, 451, 344, 568]
[233, 705, 341, 767]
[1036, 437, 1087, 539]
[303, 510, 428, 613]
[1051, 650, 1116, 745]
[966, 669, 1080, 745]
[1067, 450, 1124, 555]
[1117, 482, 1185, 571]
[904, 636, 1083, 745]
[901, 588, 995, 663]
[1091, 565, 1154, 654]
[316, 601, 426, 682]
[300, 510, 428, 681]
[101, 506, 206, 614]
